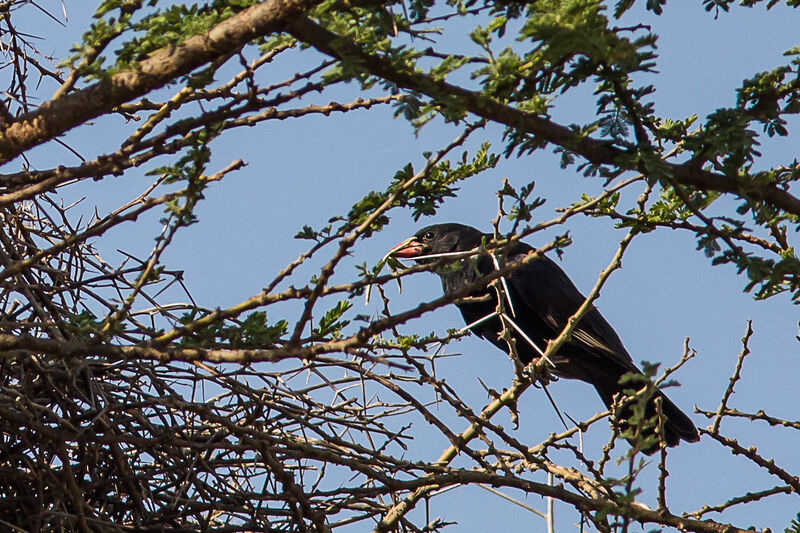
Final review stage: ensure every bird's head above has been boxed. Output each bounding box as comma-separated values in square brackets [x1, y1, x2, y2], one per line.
[387, 223, 485, 262]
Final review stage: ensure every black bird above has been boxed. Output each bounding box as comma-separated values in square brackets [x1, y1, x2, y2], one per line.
[388, 223, 699, 451]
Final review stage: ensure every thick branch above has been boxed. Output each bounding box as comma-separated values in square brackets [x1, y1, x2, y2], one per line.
[386, 470, 758, 533]
[0, 0, 321, 164]
[287, 16, 800, 218]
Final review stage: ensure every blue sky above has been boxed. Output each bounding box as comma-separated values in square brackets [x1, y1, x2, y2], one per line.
[8, 1, 800, 530]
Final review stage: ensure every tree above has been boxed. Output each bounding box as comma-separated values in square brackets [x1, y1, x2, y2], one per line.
[0, 0, 797, 531]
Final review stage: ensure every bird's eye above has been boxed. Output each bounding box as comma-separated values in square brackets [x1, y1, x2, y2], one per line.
[423, 231, 435, 240]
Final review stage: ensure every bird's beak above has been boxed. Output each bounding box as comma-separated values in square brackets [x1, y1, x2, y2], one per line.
[388, 237, 424, 258]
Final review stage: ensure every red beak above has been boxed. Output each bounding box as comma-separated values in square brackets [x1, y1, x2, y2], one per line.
[388, 237, 424, 258]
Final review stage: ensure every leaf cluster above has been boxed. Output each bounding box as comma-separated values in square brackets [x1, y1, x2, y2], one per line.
[178, 311, 288, 348]
[65, 1, 259, 80]
[312, 300, 353, 338]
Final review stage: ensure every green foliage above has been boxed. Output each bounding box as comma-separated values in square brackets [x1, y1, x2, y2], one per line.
[54, 0, 800, 327]
[65, 1, 259, 79]
[7, 0, 800, 529]
[312, 3, 430, 95]
[64, 311, 105, 342]
[471, 46, 526, 100]
[614, 0, 666, 17]
[497, 180, 546, 222]
[617, 362, 664, 454]
[381, 0, 800, 304]
[407, 0, 437, 22]
[650, 188, 718, 224]
[786, 512, 800, 533]
[148, 126, 222, 226]
[429, 55, 472, 82]
[653, 114, 698, 143]
[95, 0, 153, 18]
[519, 0, 657, 92]
[301, 0, 800, 305]
[699, 0, 800, 12]
[178, 311, 288, 349]
[716, 247, 800, 301]
[575, 191, 621, 218]
[313, 300, 353, 338]
[295, 224, 335, 243]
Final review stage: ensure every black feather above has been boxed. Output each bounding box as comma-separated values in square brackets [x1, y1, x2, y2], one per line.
[395, 223, 699, 452]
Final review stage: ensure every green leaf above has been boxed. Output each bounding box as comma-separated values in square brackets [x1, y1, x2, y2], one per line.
[313, 300, 353, 338]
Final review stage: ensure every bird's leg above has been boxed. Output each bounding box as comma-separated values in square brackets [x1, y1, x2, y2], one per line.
[527, 358, 553, 385]
[499, 311, 556, 369]
[489, 279, 526, 378]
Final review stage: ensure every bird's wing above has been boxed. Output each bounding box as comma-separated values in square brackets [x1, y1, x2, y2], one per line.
[503, 245, 638, 371]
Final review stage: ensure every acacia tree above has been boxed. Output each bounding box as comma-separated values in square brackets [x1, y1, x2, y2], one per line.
[0, 0, 798, 531]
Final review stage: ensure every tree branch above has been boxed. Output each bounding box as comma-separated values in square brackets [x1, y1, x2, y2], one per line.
[287, 16, 800, 218]
[0, 0, 322, 163]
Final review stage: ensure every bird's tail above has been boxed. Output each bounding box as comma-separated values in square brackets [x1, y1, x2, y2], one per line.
[592, 370, 699, 453]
